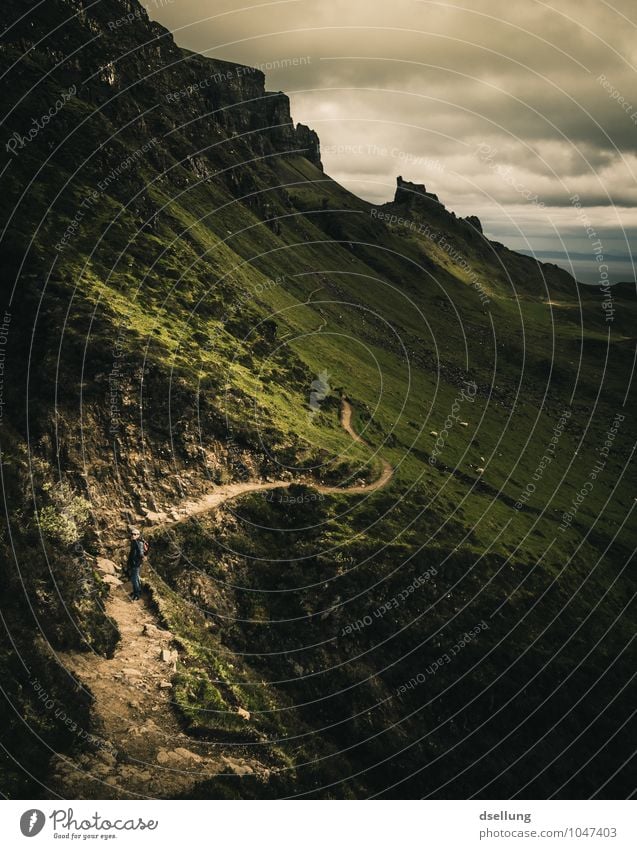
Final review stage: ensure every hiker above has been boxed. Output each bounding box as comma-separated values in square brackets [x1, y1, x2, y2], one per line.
[126, 527, 146, 601]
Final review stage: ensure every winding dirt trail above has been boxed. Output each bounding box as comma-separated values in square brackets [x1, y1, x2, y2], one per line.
[337, 401, 393, 493]
[162, 400, 393, 526]
[52, 401, 391, 799]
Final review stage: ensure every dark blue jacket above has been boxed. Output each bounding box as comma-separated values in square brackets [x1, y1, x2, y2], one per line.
[127, 538, 145, 570]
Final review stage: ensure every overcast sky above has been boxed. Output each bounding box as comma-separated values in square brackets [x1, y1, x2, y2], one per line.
[146, 0, 636, 282]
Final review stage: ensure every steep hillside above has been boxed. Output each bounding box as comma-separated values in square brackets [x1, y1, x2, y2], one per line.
[0, 0, 634, 799]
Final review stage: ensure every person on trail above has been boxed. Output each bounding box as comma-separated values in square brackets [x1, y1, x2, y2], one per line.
[127, 528, 146, 601]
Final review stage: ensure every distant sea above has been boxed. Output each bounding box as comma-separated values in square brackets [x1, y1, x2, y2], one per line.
[518, 251, 636, 286]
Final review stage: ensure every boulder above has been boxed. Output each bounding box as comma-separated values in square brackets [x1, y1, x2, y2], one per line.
[160, 648, 178, 664]
[157, 747, 201, 765]
[156, 749, 172, 765]
[143, 623, 171, 640]
[174, 747, 202, 762]
[128, 719, 159, 737]
[96, 558, 118, 575]
[103, 574, 122, 587]
[122, 667, 142, 678]
[142, 508, 168, 525]
[222, 756, 254, 776]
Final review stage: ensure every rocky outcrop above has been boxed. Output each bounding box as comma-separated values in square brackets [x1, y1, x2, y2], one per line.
[462, 214, 483, 234]
[295, 123, 323, 170]
[394, 175, 442, 207]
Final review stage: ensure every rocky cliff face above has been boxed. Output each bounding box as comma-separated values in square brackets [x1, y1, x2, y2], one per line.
[1, 0, 322, 171]
[177, 50, 323, 167]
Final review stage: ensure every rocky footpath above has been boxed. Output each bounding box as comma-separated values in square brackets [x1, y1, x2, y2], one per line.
[52, 556, 268, 799]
